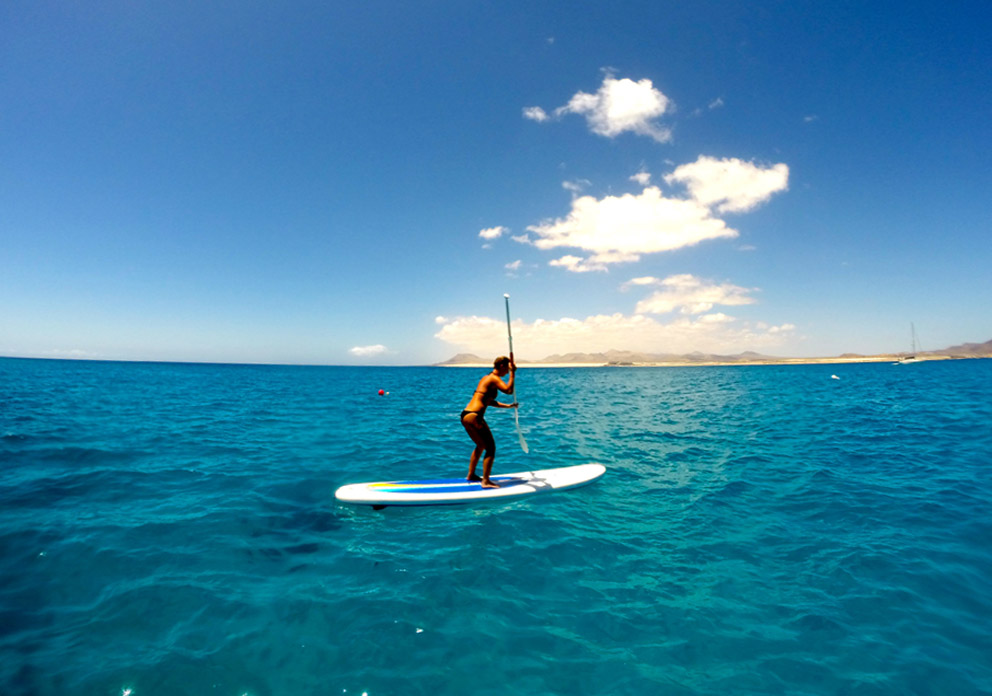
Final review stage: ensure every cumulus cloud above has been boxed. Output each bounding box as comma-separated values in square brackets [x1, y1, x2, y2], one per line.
[631, 274, 757, 315]
[522, 106, 550, 122]
[549, 255, 607, 273]
[435, 312, 795, 357]
[522, 157, 788, 272]
[697, 312, 734, 324]
[526, 186, 736, 268]
[349, 344, 389, 357]
[524, 75, 674, 142]
[620, 276, 662, 290]
[435, 315, 508, 350]
[629, 170, 652, 186]
[479, 226, 508, 240]
[768, 323, 796, 333]
[665, 156, 789, 214]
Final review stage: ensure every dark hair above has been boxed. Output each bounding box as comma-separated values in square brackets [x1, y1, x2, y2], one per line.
[493, 356, 510, 370]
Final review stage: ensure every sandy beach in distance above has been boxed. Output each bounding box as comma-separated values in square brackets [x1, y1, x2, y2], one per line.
[439, 355, 972, 368]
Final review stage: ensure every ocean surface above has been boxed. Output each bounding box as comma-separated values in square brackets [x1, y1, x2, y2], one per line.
[1, 357, 991, 696]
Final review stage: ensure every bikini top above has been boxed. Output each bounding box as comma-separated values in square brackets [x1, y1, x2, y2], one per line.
[474, 384, 497, 404]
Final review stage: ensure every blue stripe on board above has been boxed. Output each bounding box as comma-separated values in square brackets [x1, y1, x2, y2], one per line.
[384, 474, 522, 485]
[373, 478, 528, 494]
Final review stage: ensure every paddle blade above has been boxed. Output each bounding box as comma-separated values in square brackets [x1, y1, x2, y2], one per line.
[513, 407, 529, 454]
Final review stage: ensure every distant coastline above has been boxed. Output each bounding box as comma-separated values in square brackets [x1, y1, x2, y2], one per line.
[438, 340, 992, 368]
[3, 338, 989, 369]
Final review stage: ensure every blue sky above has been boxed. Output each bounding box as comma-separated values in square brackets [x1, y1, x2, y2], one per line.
[2, 1, 990, 364]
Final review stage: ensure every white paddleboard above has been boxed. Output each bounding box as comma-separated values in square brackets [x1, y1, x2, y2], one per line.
[335, 463, 605, 508]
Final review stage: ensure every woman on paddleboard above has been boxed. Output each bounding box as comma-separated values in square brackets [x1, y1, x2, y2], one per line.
[460, 355, 518, 488]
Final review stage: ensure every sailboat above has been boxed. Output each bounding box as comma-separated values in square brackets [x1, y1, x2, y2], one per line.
[895, 323, 920, 364]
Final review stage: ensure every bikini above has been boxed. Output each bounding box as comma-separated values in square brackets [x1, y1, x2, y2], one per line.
[460, 387, 495, 422]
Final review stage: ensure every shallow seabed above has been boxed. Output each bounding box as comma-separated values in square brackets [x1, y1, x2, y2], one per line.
[1, 358, 991, 695]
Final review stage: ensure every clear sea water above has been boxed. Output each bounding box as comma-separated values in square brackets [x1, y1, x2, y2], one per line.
[2, 357, 991, 696]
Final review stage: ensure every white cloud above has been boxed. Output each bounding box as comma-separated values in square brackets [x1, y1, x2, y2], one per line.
[526, 186, 736, 269]
[522, 156, 788, 272]
[479, 226, 508, 240]
[697, 312, 734, 324]
[665, 156, 789, 214]
[349, 344, 389, 357]
[549, 255, 607, 273]
[435, 312, 795, 357]
[632, 274, 757, 315]
[505, 260, 522, 272]
[629, 170, 652, 186]
[525, 74, 674, 142]
[562, 179, 591, 194]
[522, 106, 550, 122]
[620, 276, 662, 290]
[709, 97, 725, 110]
[435, 315, 507, 351]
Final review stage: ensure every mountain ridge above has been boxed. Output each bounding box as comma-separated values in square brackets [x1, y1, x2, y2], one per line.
[437, 339, 992, 366]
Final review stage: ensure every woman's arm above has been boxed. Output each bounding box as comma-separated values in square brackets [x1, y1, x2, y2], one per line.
[496, 362, 516, 394]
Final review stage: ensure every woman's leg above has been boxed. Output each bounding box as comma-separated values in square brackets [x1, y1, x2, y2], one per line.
[467, 443, 484, 481]
[480, 444, 498, 488]
[461, 414, 498, 486]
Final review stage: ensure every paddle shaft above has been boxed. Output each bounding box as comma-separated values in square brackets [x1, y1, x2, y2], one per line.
[503, 294, 529, 453]
[504, 295, 516, 392]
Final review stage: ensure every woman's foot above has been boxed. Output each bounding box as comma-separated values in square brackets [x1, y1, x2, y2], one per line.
[466, 474, 482, 482]
[481, 479, 500, 489]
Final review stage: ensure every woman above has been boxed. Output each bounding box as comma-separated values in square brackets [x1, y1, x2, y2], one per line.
[460, 355, 518, 488]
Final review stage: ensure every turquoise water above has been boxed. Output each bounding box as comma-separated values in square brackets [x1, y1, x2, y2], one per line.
[2, 357, 991, 696]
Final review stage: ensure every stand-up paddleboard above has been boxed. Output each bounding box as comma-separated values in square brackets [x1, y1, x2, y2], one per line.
[335, 463, 605, 508]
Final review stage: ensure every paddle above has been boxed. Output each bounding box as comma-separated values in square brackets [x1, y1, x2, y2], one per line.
[503, 293, 529, 454]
